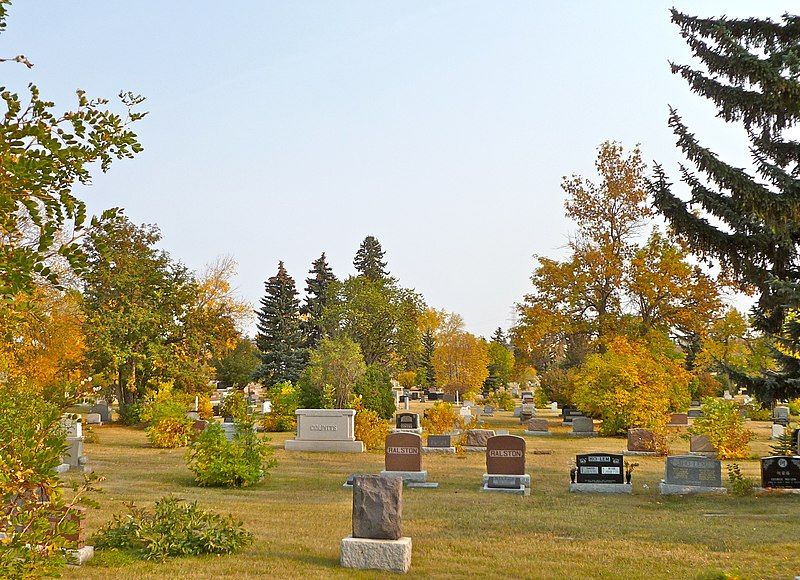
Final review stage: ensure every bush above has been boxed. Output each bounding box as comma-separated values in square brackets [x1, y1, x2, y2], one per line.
[688, 398, 753, 460]
[789, 397, 800, 417]
[260, 381, 299, 432]
[573, 336, 691, 435]
[353, 396, 390, 451]
[485, 387, 515, 411]
[145, 417, 194, 449]
[0, 385, 88, 577]
[354, 365, 396, 419]
[92, 497, 253, 560]
[219, 391, 248, 421]
[188, 420, 276, 487]
[532, 388, 549, 408]
[726, 463, 755, 497]
[539, 367, 575, 406]
[421, 401, 462, 435]
[743, 401, 772, 421]
[118, 401, 144, 426]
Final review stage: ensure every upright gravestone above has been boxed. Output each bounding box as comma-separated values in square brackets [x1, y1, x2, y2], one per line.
[668, 413, 689, 426]
[570, 453, 630, 493]
[341, 475, 411, 574]
[463, 429, 495, 451]
[772, 423, 786, 440]
[625, 428, 658, 456]
[760, 456, 800, 490]
[659, 455, 726, 495]
[89, 401, 112, 423]
[570, 416, 596, 437]
[483, 405, 495, 416]
[381, 433, 436, 487]
[687, 409, 704, 419]
[524, 418, 550, 436]
[422, 434, 455, 454]
[689, 435, 716, 457]
[394, 413, 422, 434]
[59, 415, 91, 474]
[481, 435, 530, 495]
[284, 409, 364, 453]
[520, 403, 536, 423]
[459, 405, 473, 426]
[774, 406, 790, 426]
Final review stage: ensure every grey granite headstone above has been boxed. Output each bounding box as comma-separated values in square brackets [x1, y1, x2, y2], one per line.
[352, 475, 402, 540]
[664, 455, 722, 487]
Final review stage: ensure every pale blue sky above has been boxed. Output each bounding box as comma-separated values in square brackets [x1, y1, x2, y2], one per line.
[2, 2, 787, 336]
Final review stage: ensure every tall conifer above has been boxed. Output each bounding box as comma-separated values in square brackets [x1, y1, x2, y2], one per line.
[255, 261, 306, 385]
[353, 235, 388, 281]
[300, 252, 337, 349]
[652, 10, 800, 402]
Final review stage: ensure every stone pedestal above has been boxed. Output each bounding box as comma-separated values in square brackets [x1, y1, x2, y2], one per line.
[285, 439, 365, 452]
[482, 473, 531, 487]
[569, 483, 632, 494]
[340, 536, 411, 574]
[380, 470, 429, 483]
[421, 446, 455, 454]
[659, 481, 727, 495]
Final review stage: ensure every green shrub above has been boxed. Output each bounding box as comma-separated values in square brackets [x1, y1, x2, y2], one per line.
[688, 398, 753, 460]
[354, 365, 396, 419]
[118, 402, 144, 426]
[726, 463, 755, 497]
[743, 401, 772, 421]
[260, 381, 299, 432]
[539, 366, 575, 407]
[141, 397, 187, 425]
[219, 391, 248, 421]
[187, 420, 276, 487]
[92, 497, 253, 560]
[145, 417, 194, 449]
[532, 388, 549, 408]
[0, 385, 87, 577]
[788, 397, 800, 417]
[485, 387, 515, 411]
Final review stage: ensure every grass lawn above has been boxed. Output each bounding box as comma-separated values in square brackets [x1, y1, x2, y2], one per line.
[65, 408, 800, 579]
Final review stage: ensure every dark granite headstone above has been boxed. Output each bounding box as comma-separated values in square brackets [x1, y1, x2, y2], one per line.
[384, 432, 422, 472]
[690, 435, 715, 454]
[352, 475, 402, 540]
[669, 413, 688, 425]
[687, 409, 703, 419]
[395, 412, 420, 430]
[427, 434, 452, 448]
[664, 455, 722, 487]
[485, 435, 526, 475]
[575, 453, 624, 484]
[761, 456, 800, 489]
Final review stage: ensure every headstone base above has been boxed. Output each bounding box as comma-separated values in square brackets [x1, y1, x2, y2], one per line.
[523, 430, 551, 436]
[482, 473, 531, 488]
[569, 483, 632, 494]
[755, 487, 800, 495]
[284, 440, 365, 453]
[622, 450, 658, 456]
[569, 432, 597, 438]
[659, 481, 727, 495]
[462, 446, 487, 452]
[66, 546, 94, 566]
[55, 463, 71, 474]
[406, 481, 439, 489]
[688, 452, 716, 458]
[421, 446, 456, 454]
[391, 427, 423, 435]
[340, 536, 411, 574]
[481, 484, 529, 496]
[380, 470, 428, 483]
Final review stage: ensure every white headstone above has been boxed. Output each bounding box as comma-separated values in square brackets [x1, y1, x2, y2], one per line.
[772, 423, 786, 439]
[550, 402, 558, 411]
[262, 400, 272, 414]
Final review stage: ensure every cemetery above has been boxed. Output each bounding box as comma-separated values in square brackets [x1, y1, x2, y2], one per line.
[39, 399, 800, 578]
[5, 3, 800, 579]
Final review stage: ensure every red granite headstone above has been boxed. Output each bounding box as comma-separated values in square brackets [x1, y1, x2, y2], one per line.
[485, 435, 526, 475]
[385, 432, 422, 472]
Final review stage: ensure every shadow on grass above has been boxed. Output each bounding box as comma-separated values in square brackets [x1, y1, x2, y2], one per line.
[267, 550, 340, 569]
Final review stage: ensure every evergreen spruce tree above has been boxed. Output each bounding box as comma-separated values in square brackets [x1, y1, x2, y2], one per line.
[353, 235, 389, 281]
[255, 261, 306, 385]
[770, 427, 797, 456]
[651, 9, 800, 403]
[420, 329, 436, 388]
[300, 252, 337, 349]
[492, 327, 507, 346]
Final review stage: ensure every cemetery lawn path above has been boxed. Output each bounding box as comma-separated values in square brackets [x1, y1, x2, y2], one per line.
[66, 410, 800, 579]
